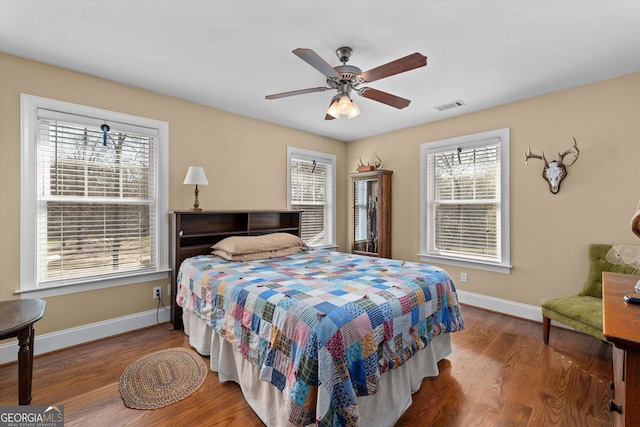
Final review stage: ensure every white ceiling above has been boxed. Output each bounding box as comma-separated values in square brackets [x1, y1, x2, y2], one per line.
[1, 1, 639, 142]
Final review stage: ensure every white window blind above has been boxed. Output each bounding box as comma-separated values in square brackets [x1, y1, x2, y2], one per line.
[427, 142, 499, 259]
[287, 147, 336, 248]
[420, 128, 510, 273]
[35, 109, 159, 286]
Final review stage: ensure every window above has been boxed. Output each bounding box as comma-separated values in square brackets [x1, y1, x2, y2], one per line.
[20, 94, 169, 297]
[287, 147, 336, 248]
[420, 128, 510, 273]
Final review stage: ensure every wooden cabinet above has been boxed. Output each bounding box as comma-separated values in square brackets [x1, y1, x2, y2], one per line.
[350, 170, 392, 258]
[602, 272, 640, 427]
[169, 210, 301, 330]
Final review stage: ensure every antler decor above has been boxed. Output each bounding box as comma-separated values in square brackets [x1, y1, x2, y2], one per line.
[524, 138, 580, 194]
[356, 154, 383, 172]
[373, 154, 382, 169]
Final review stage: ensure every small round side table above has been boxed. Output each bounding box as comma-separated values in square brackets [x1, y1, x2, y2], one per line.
[0, 299, 46, 405]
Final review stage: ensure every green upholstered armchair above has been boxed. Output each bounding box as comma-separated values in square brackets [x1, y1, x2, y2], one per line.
[541, 243, 638, 345]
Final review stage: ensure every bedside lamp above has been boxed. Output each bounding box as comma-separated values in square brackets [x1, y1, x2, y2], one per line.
[183, 166, 209, 211]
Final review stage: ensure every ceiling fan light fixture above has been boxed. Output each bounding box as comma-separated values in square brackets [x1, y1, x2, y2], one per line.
[326, 100, 340, 119]
[347, 101, 361, 119]
[327, 95, 361, 119]
[337, 96, 352, 115]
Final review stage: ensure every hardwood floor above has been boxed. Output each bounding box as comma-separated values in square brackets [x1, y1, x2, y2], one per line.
[0, 304, 613, 426]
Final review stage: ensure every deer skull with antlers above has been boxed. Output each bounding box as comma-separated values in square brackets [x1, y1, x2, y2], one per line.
[524, 138, 580, 194]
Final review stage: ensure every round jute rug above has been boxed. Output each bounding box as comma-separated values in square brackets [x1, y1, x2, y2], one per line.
[119, 347, 207, 410]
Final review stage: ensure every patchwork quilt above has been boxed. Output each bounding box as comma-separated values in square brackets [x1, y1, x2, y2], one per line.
[177, 250, 464, 427]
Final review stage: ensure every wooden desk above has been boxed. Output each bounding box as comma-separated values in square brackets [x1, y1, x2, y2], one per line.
[602, 272, 640, 427]
[0, 299, 46, 405]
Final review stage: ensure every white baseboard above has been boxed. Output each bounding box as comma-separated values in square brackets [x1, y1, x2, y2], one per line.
[0, 307, 170, 365]
[456, 290, 543, 322]
[457, 290, 578, 332]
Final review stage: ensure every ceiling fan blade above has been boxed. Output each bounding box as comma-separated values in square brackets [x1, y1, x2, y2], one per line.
[293, 48, 340, 79]
[360, 53, 427, 83]
[359, 87, 411, 109]
[265, 86, 332, 100]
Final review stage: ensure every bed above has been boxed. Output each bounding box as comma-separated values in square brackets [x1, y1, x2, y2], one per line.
[174, 229, 464, 427]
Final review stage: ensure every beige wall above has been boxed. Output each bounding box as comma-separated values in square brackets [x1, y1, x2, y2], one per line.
[346, 72, 640, 306]
[2, 52, 638, 338]
[0, 53, 347, 334]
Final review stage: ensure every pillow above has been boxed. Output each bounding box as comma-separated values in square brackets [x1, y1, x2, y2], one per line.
[212, 245, 306, 262]
[580, 244, 638, 298]
[211, 233, 307, 255]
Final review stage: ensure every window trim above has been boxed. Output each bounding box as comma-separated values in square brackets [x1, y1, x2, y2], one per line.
[419, 128, 511, 274]
[286, 146, 337, 249]
[19, 94, 169, 298]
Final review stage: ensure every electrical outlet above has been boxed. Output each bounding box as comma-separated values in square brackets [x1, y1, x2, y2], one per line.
[460, 272, 468, 283]
[153, 286, 162, 299]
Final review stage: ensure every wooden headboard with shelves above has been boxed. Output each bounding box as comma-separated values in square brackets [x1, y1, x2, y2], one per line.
[168, 210, 302, 329]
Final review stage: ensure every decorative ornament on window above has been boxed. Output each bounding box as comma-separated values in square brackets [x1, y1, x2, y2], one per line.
[100, 123, 110, 146]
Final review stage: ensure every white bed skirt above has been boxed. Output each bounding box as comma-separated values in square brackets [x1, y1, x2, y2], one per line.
[183, 310, 452, 427]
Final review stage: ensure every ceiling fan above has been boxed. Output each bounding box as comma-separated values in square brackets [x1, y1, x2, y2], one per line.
[265, 47, 427, 120]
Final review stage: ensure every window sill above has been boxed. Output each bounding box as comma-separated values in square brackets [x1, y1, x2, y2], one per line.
[418, 253, 511, 274]
[16, 269, 170, 299]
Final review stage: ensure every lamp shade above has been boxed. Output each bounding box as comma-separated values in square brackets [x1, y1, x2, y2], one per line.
[337, 96, 352, 115]
[183, 166, 209, 185]
[326, 100, 340, 119]
[347, 101, 361, 119]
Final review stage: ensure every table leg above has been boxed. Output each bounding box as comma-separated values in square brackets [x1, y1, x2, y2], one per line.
[28, 326, 35, 403]
[16, 326, 34, 405]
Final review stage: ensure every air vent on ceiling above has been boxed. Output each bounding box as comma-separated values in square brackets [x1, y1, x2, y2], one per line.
[434, 100, 466, 112]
